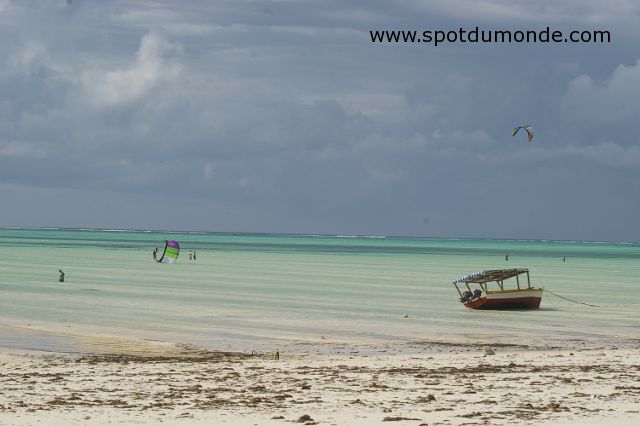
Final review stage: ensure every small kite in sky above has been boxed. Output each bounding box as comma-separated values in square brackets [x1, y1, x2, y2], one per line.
[512, 124, 533, 142]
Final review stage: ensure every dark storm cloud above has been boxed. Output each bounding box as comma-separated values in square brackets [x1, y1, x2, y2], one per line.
[0, 0, 639, 240]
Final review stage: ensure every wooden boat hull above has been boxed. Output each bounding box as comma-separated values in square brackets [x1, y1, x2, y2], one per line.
[464, 288, 543, 310]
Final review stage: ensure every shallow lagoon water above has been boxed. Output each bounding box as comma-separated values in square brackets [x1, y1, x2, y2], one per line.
[1, 229, 638, 353]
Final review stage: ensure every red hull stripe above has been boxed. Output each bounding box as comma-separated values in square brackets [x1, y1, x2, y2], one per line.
[465, 296, 541, 310]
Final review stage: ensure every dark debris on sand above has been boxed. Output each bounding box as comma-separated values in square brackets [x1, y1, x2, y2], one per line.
[1, 347, 638, 426]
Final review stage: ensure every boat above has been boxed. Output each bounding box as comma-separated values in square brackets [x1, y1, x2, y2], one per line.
[452, 268, 543, 310]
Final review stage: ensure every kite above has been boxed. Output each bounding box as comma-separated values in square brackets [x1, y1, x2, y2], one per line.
[157, 240, 180, 263]
[512, 124, 533, 142]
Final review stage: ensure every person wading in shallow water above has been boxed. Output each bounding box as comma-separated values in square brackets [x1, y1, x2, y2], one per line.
[58, 269, 65, 283]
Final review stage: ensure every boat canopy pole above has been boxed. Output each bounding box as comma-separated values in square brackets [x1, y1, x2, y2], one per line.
[527, 271, 531, 288]
[453, 283, 463, 298]
[516, 274, 520, 290]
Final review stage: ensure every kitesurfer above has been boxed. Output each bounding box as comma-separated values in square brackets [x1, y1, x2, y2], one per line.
[156, 240, 180, 263]
[58, 269, 65, 283]
[153, 247, 158, 261]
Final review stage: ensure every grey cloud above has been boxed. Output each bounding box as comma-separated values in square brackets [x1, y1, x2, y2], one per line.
[562, 59, 640, 125]
[80, 32, 182, 107]
[0, 1, 639, 240]
[405, 0, 640, 24]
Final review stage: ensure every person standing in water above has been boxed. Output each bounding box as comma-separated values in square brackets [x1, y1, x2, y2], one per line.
[58, 269, 65, 283]
[153, 247, 158, 261]
[193, 251, 196, 261]
[189, 250, 193, 260]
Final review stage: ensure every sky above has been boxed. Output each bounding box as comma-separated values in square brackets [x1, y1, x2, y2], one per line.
[1, 0, 639, 241]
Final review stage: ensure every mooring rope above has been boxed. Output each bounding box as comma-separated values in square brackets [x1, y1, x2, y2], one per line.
[545, 288, 599, 307]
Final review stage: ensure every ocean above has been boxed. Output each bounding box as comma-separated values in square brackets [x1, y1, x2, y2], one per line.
[1, 228, 638, 354]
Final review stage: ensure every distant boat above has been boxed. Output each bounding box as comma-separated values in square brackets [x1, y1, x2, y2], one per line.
[453, 268, 543, 310]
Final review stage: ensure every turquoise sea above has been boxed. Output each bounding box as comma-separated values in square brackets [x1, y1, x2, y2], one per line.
[1, 229, 638, 354]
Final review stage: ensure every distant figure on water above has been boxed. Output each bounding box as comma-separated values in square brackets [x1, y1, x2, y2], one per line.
[193, 251, 196, 261]
[505, 254, 509, 261]
[189, 250, 193, 260]
[58, 269, 65, 283]
[153, 247, 158, 261]
[562, 256, 566, 262]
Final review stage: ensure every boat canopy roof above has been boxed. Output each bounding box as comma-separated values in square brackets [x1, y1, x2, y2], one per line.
[453, 268, 529, 284]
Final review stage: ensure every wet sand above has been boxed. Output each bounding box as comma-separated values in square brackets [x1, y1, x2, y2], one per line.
[1, 338, 639, 425]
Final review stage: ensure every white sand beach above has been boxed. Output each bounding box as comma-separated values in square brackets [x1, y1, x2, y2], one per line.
[1, 336, 639, 426]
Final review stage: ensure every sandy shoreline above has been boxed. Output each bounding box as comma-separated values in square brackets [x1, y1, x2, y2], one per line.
[1, 337, 639, 425]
